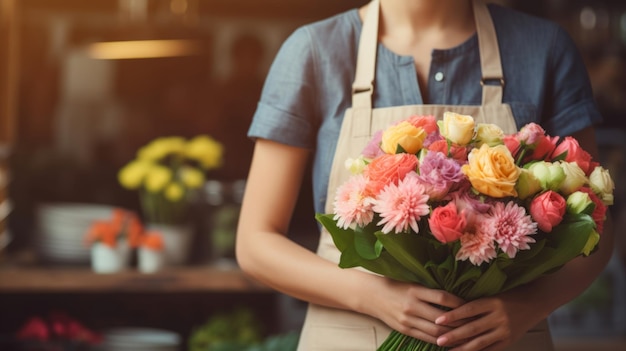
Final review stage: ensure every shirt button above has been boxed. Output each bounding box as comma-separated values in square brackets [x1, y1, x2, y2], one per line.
[434, 72, 444, 82]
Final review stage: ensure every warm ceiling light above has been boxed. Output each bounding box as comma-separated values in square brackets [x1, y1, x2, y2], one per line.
[87, 39, 202, 60]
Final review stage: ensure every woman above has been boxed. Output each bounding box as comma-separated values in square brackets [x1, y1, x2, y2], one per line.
[236, 0, 614, 350]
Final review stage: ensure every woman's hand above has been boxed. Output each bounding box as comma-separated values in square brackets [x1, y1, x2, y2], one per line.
[361, 277, 465, 345]
[433, 291, 543, 351]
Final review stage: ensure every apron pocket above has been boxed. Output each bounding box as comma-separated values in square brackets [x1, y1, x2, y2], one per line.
[304, 324, 378, 351]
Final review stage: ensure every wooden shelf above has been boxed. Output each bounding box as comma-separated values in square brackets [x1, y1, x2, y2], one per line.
[0, 265, 270, 293]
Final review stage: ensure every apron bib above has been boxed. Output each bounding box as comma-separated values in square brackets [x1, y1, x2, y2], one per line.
[298, 1, 553, 350]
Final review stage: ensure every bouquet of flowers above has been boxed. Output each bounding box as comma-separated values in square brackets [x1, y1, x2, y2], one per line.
[118, 135, 224, 225]
[316, 112, 614, 350]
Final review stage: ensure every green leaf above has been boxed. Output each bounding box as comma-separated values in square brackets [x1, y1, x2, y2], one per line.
[376, 232, 441, 289]
[316, 213, 352, 251]
[449, 265, 482, 293]
[464, 262, 507, 300]
[338, 243, 421, 282]
[354, 227, 381, 260]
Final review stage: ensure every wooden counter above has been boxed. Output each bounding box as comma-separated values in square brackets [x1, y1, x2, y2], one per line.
[0, 265, 269, 293]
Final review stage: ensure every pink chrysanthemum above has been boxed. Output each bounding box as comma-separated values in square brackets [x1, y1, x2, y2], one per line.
[484, 201, 537, 258]
[456, 219, 497, 265]
[372, 175, 430, 234]
[333, 174, 375, 229]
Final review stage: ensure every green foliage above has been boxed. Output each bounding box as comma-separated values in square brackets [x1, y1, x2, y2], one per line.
[188, 308, 300, 351]
[187, 308, 261, 351]
[318, 209, 597, 301]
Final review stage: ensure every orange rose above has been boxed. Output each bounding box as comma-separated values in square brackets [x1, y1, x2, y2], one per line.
[364, 153, 418, 196]
[461, 144, 521, 197]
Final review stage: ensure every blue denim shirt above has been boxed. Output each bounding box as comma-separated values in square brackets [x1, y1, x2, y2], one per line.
[248, 4, 603, 215]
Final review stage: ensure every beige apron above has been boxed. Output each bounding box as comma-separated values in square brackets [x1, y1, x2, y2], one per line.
[297, 0, 553, 350]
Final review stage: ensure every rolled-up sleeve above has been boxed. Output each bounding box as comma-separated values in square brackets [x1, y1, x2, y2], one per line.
[248, 27, 319, 149]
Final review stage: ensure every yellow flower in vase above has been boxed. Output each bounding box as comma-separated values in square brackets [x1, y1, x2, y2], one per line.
[118, 135, 224, 227]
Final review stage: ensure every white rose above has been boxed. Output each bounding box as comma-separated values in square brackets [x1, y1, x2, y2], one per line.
[557, 161, 587, 195]
[589, 166, 615, 205]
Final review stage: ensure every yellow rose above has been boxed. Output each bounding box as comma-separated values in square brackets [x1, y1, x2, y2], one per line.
[145, 165, 173, 193]
[164, 182, 185, 202]
[185, 135, 224, 170]
[475, 123, 504, 147]
[118, 160, 153, 189]
[440, 112, 475, 145]
[557, 161, 587, 195]
[462, 144, 521, 197]
[180, 166, 205, 189]
[588, 166, 615, 205]
[380, 121, 426, 154]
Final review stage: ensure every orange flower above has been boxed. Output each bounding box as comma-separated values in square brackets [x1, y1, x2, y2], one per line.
[142, 232, 164, 251]
[84, 208, 146, 248]
[84, 221, 118, 248]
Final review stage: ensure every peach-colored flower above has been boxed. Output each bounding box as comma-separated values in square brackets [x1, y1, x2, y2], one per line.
[364, 153, 418, 196]
[462, 144, 521, 198]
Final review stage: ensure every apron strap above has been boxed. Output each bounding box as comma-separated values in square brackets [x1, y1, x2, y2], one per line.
[351, 0, 505, 113]
[473, 0, 505, 106]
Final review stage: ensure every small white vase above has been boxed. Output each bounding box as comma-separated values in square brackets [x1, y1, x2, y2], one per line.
[146, 223, 193, 265]
[91, 242, 129, 274]
[138, 247, 165, 273]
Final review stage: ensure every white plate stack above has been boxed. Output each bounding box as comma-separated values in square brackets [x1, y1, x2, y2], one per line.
[35, 203, 116, 265]
[101, 327, 181, 351]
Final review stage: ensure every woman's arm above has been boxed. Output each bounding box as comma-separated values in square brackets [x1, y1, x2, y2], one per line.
[436, 126, 615, 351]
[236, 139, 465, 344]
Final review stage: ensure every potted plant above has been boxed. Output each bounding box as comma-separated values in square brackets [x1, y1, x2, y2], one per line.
[84, 208, 143, 273]
[117, 135, 223, 264]
[138, 231, 165, 273]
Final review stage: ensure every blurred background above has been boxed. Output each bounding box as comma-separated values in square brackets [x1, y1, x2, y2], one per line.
[0, 0, 624, 350]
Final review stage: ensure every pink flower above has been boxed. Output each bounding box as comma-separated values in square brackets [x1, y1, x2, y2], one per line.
[483, 201, 537, 258]
[456, 220, 497, 265]
[528, 135, 559, 161]
[503, 134, 521, 158]
[362, 130, 384, 159]
[517, 123, 545, 145]
[333, 174, 375, 229]
[551, 137, 593, 175]
[428, 201, 466, 243]
[579, 187, 608, 233]
[364, 153, 419, 196]
[373, 175, 430, 234]
[530, 190, 566, 232]
[450, 186, 491, 230]
[417, 151, 465, 200]
[427, 139, 468, 163]
[16, 317, 50, 341]
[406, 115, 438, 134]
